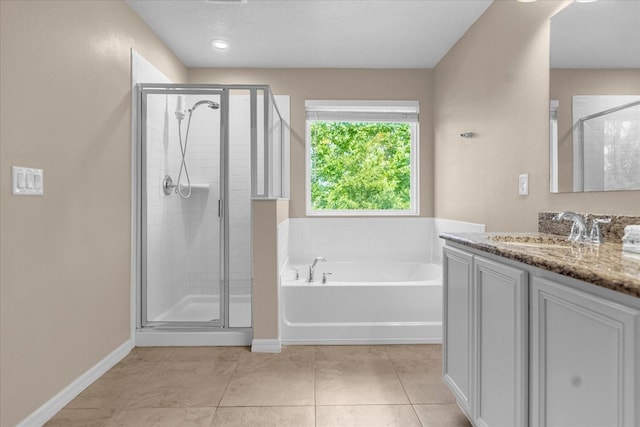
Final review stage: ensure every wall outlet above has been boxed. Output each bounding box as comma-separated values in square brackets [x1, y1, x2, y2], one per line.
[518, 173, 529, 196]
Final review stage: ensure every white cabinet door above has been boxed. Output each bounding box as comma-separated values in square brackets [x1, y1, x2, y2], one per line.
[531, 277, 639, 427]
[443, 246, 474, 417]
[473, 257, 528, 427]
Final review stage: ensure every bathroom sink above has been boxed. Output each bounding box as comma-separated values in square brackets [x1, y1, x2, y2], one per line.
[488, 234, 573, 249]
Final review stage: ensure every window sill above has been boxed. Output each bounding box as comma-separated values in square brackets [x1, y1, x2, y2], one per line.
[306, 210, 419, 217]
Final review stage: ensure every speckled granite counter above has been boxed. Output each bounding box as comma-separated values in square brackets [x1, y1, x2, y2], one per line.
[440, 232, 640, 299]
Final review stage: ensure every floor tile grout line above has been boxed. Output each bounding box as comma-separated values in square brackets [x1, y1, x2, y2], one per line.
[214, 356, 242, 409]
[314, 345, 318, 427]
[411, 404, 426, 427]
[315, 403, 420, 407]
[385, 346, 412, 403]
[385, 346, 425, 426]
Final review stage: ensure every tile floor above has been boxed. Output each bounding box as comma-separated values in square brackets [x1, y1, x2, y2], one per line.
[46, 345, 470, 427]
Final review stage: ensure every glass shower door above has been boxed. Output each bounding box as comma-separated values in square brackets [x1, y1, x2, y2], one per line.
[141, 88, 225, 327]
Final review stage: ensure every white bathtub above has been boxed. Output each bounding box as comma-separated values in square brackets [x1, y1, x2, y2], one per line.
[280, 261, 442, 345]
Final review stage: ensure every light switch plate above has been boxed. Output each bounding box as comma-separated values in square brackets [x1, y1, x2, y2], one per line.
[518, 173, 529, 196]
[12, 166, 43, 195]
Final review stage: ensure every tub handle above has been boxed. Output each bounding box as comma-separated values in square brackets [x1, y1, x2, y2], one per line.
[292, 268, 299, 280]
[322, 272, 332, 284]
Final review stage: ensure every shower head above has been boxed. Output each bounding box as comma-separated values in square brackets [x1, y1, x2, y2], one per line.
[189, 100, 220, 112]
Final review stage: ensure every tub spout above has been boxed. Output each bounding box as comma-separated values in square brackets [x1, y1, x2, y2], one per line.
[307, 257, 326, 282]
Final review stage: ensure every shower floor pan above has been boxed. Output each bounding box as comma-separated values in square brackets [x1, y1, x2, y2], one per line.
[154, 294, 251, 326]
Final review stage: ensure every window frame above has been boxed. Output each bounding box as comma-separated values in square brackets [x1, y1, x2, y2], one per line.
[305, 100, 419, 217]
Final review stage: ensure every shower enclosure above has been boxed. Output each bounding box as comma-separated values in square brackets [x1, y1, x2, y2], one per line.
[575, 99, 640, 192]
[136, 84, 287, 333]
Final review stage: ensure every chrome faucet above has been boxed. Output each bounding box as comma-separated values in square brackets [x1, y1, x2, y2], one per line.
[307, 257, 326, 282]
[554, 211, 588, 242]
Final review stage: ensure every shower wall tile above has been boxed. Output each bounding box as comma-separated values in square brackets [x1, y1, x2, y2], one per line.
[226, 94, 252, 301]
[145, 93, 190, 320]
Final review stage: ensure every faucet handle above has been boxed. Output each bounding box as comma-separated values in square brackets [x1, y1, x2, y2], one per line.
[590, 218, 611, 244]
[593, 218, 611, 225]
[322, 272, 332, 284]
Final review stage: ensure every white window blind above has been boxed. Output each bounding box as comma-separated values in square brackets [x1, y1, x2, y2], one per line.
[305, 100, 419, 122]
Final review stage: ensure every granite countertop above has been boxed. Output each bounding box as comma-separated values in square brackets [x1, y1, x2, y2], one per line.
[440, 232, 640, 299]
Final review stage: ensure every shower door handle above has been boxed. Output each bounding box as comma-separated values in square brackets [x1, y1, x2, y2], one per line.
[218, 199, 223, 218]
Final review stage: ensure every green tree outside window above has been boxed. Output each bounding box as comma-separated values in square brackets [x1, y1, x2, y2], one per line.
[310, 121, 412, 211]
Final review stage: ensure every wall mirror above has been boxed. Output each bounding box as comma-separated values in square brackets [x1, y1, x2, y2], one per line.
[549, 0, 640, 193]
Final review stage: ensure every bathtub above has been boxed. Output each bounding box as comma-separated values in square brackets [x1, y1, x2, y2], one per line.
[280, 261, 442, 344]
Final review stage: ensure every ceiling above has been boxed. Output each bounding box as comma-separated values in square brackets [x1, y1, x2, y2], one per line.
[125, 0, 493, 69]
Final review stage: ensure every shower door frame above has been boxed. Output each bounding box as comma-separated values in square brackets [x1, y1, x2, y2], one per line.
[138, 85, 229, 329]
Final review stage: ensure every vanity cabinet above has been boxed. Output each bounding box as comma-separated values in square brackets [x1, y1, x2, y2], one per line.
[443, 246, 473, 417]
[531, 276, 640, 427]
[443, 241, 640, 427]
[473, 257, 528, 427]
[443, 246, 528, 427]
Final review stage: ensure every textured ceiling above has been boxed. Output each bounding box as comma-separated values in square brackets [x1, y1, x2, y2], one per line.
[125, 0, 493, 68]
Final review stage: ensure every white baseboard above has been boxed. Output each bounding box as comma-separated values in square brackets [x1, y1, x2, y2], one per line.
[17, 339, 133, 427]
[251, 338, 282, 353]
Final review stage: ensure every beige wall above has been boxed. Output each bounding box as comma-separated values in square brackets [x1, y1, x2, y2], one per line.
[251, 199, 288, 342]
[0, 1, 187, 425]
[277, 199, 290, 225]
[550, 69, 640, 192]
[433, 0, 640, 232]
[251, 200, 286, 340]
[188, 68, 434, 218]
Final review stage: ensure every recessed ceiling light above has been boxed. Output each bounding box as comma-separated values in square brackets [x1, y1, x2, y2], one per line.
[211, 39, 230, 50]
[575, 0, 598, 2]
[517, 0, 538, 2]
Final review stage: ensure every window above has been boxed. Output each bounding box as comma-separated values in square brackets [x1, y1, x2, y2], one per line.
[305, 100, 419, 215]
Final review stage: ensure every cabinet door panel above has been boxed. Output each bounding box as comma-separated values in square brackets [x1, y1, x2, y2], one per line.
[443, 246, 473, 416]
[531, 277, 639, 427]
[473, 257, 528, 427]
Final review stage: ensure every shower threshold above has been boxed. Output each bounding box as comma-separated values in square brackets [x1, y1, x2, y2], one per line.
[154, 294, 252, 326]
[137, 294, 253, 347]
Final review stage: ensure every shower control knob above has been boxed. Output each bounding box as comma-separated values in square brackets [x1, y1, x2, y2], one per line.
[162, 175, 176, 195]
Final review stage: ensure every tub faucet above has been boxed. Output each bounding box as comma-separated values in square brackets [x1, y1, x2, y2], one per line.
[554, 211, 588, 242]
[307, 257, 326, 282]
